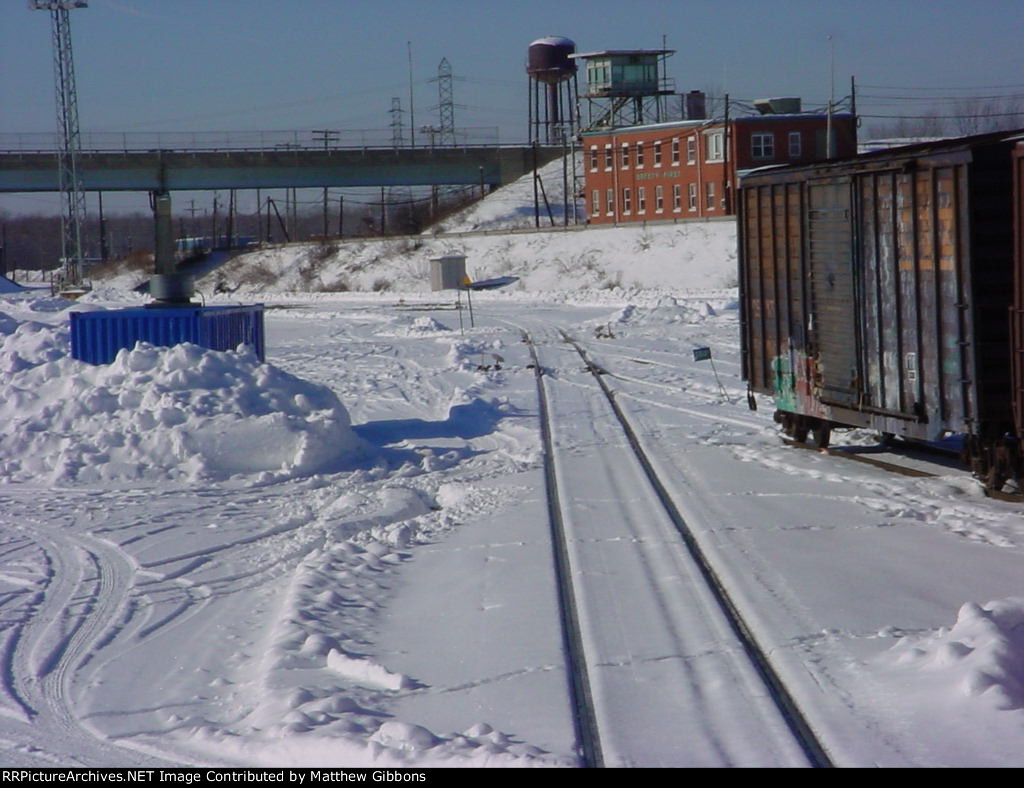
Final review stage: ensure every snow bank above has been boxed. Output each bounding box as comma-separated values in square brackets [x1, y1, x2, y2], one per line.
[883, 598, 1024, 711]
[113, 153, 737, 298]
[204, 218, 737, 296]
[0, 306, 366, 484]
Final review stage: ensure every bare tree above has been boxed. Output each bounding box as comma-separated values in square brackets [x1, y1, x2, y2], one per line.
[870, 95, 1024, 140]
[950, 95, 1024, 136]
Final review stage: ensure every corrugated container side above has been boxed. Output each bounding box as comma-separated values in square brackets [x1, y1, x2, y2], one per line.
[739, 135, 1017, 443]
[70, 305, 264, 365]
[964, 142, 1015, 440]
[1011, 142, 1024, 438]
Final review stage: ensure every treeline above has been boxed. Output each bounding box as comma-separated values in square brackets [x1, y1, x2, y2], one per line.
[1, 186, 482, 273]
[867, 96, 1024, 140]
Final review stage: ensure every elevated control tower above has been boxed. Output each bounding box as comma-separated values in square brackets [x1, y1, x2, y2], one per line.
[570, 48, 675, 130]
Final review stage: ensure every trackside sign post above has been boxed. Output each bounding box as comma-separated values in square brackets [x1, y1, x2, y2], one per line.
[692, 346, 733, 403]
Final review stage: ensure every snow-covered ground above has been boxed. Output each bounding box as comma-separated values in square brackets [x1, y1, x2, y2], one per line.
[2, 159, 1024, 767]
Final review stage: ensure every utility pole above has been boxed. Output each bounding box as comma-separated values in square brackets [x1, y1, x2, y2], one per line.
[407, 42, 416, 148]
[312, 129, 339, 238]
[31, 1, 89, 294]
[827, 35, 835, 159]
[97, 190, 108, 261]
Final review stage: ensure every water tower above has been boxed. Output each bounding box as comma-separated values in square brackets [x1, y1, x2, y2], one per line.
[527, 36, 578, 145]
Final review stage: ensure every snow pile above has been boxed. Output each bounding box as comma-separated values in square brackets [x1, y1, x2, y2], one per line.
[201, 218, 737, 296]
[428, 154, 582, 233]
[0, 310, 365, 484]
[233, 489, 559, 767]
[884, 598, 1024, 711]
[378, 314, 454, 337]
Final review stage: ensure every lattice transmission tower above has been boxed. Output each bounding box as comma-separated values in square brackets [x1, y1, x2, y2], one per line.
[436, 58, 456, 146]
[390, 97, 406, 148]
[31, 1, 90, 293]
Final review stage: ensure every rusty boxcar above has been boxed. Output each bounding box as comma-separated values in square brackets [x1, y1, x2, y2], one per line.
[738, 129, 1024, 488]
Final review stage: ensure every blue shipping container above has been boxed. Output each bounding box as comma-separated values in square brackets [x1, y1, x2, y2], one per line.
[70, 304, 265, 365]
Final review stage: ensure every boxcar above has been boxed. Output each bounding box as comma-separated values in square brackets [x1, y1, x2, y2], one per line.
[738, 129, 1024, 488]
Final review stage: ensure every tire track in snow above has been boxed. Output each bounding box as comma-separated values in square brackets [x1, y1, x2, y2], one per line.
[7, 521, 138, 759]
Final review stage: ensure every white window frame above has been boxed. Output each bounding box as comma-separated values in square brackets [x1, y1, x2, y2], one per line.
[672, 138, 680, 165]
[591, 189, 600, 217]
[606, 188, 614, 216]
[673, 183, 682, 212]
[636, 142, 645, 169]
[705, 181, 716, 210]
[621, 143, 630, 169]
[752, 132, 775, 160]
[686, 137, 697, 164]
[654, 141, 663, 167]
[637, 186, 646, 214]
[706, 131, 724, 162]
[589, 146, 598, 172]
[788, 131, 802, 158]
[688, 183, 697, 211]
[604, 145, 613, 171]
[655, 185, 664, 213]
[622, 187, 632, 215]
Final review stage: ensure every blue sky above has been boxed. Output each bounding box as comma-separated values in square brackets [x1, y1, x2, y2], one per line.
[2, 0, 1022, 216]
[4, 0, 1022, 138]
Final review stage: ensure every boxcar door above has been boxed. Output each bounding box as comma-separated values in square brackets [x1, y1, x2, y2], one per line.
[806, 178, 861, 408]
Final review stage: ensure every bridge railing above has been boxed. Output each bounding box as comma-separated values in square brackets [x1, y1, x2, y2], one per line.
[0, 127, 506, 153]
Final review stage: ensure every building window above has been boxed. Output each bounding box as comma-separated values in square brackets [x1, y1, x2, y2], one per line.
[637, 186, 646, 213]
[673, 184, 682, 212]
[589, 147, 598, 171]
[623, 187, 632, 214]
[688, 183, 697, 210]
[654, 141, 663, 167]
[655, 185, 664, 213]
[604, 146, 613, 171]
[591, 190, 600, 217]
[606, 188, 614, 215]
[788, 131, 802, 158]
[636, 143, 645, 168]
[707, 132, 724, 162]
[687, 137, 697, 164]
[621, 143, 630, 169]
[705, 181, 716, 210]
[752, 133, 775, 160]
[672, 138, 680, 164]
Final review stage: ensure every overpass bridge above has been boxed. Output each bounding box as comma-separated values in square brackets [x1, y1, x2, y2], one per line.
[0, 136, 564, 193]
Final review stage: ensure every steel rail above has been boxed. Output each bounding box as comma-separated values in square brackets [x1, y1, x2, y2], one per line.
[525, 335, 604, 768]
[560, 331, 835, 769]
[783, 438, 1024, 504]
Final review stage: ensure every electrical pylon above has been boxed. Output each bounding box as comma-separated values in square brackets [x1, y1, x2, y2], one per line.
[31, 1, 89, 293]
[436, 58, 455, 146]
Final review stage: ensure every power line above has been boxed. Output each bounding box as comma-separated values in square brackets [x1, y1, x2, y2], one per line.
[861, 110, 1024, 120]
[859, 82, 1024, 91]
[860, 92, 1024, 103]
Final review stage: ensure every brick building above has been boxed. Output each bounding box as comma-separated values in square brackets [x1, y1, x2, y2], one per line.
[582, 108, 857, 224]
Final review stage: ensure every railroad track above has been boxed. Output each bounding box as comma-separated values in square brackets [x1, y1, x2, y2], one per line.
[783, 438, 1024, 504]
[524, 329, 834, 767]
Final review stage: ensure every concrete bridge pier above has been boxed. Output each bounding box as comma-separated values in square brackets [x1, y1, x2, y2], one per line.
[149, 189, 194, 305]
